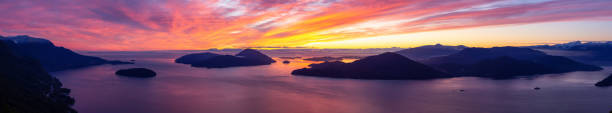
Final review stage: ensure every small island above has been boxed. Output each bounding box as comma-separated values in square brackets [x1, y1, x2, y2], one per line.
[175, 52, 221, 64]
[595, 74, 612, 87]
[115, 68, 157, 78]
[175, 49, 276, 68]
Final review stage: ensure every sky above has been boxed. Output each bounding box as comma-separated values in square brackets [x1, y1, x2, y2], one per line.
[0, 0, 611, 51]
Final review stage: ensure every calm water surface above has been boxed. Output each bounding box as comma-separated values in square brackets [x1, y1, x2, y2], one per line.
[52, 51, 612, 113]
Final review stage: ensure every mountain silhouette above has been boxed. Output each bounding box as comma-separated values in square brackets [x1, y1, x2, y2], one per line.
[423, 47, 602, 78]
[235, 49, 276, 64]
[0, 40, 76, 113]
[395, 44, 466, 61]
[529, 41, 612, 66]
[0, 35, 132, 71]
[177, 49, 276, 68]
[425, 47, 547, 65]
[292, 52, 450, 80]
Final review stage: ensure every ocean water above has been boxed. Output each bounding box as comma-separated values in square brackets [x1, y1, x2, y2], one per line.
[52, 50, 612, 113]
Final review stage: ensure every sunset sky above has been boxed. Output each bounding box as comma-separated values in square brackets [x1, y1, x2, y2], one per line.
[1, 0, 611, 51]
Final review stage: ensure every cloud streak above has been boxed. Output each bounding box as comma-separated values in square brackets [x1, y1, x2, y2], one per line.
[0, 0, 610, 50]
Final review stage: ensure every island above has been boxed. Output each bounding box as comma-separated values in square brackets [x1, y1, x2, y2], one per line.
[175, 49, 276, 68]
[292, 52, 451, 80]
[595, 74, 612, 87]
[0, 35, 132, 71]
[0, 40, 76, 113]
[293, 47, 602, 80]
[175, 52, 221, 64]
[423, 47, 602, 78]
[115, 68, 157, 78]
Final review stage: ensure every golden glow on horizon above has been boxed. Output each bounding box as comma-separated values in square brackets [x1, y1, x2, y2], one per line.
[303, 22, 608, 49]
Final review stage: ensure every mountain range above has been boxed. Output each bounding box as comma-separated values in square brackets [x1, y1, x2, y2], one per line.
[423, 47, 602, 78]
[0, 35, 132, 71]
[395, 44, 467, 61]
[294, 46, 602, 79]
[528, 41, 612, 66]
[0, 40, 76, 113]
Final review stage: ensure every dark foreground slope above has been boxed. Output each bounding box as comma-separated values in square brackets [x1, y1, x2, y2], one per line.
[595, 74, 612, 87]
[177, 49, 276, 68]
[292, 52, 450, 80]
[424, 47, 602, 78]
[1, 35, 131, 71]
[0, 41, 76, 113]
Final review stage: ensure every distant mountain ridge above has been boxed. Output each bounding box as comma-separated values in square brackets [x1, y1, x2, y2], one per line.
[528, 41, 612, 66]
[424, 47, 547, 65]
[423, 47, 602, 78]
[529, 41, 612, 50]
[0, 35, 132, 71]
[395, 44, 466, 61]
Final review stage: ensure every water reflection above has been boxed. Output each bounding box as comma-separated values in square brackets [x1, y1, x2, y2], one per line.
[52, 51, 612, 113]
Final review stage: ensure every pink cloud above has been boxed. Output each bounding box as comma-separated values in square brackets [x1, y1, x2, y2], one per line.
[0, 0, 610, 50]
